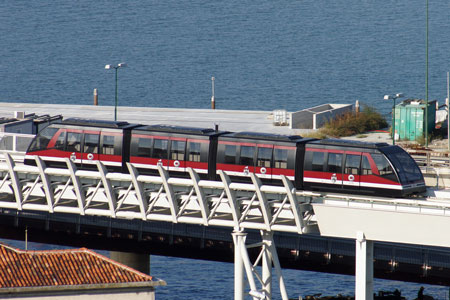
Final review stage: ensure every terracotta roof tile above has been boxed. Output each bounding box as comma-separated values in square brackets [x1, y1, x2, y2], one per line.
[0, 243, 153, 288]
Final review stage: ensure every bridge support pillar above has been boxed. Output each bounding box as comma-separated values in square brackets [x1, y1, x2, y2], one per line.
[232, 230, 246, 300]
[355, 231, 373, 300]
[110, 251, 150, 275]
[232, 230, 288, 300]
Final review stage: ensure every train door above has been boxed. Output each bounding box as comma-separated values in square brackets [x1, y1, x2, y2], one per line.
[272, 145, 296, 181]
[186, 139, 209, 175]
[216, 141, 255, 177]
[342, 152, 362, 192]
[169, 137, 187, 173]
[99, 131, 123, 171]
[325, 151, 344, 187]
[129, 133, 153, 172]
[80, 130, 100, 170]
[65, 129, 83, 164]
[237, 142, 256, 176]
[255, 144, 273, 180]
[304, 148, 344, 191]
[152, 136, 170, 170]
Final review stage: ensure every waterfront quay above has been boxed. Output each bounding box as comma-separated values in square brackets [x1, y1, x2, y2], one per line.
[0, 102, 305, 135]
[1, 101, 450, 300]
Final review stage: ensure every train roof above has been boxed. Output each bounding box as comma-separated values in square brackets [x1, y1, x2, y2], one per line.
[310, 139, 390, 149]
[134, 124, 225, 136]
[60, 118, 135, 129]
[221, 131, 306, 143]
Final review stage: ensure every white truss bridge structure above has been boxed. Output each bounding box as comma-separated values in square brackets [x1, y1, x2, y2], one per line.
[1, 152, 450, 300]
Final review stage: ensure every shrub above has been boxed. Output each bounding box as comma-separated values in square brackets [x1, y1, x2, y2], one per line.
[318, 105, 388, 138]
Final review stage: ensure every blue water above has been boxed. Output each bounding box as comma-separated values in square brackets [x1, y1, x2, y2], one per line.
[151, 255, 449, 300]
[1, 1, 450, 115]
[1, 1, 450, 298]
[1, 238, 449, 300]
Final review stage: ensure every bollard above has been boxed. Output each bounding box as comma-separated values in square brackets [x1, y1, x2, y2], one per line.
[93, 88, 98, 106]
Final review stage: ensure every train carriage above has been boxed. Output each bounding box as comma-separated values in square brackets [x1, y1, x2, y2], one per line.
[25, 118, 427, 198]
[303, 139, 425, 197]
[25, 118, 139, 172]
[216, 132, 313, 187]
[129, 125, 224, 179]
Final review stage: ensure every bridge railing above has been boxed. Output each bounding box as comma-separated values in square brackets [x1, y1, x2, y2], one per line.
[0, 152, 321, 234]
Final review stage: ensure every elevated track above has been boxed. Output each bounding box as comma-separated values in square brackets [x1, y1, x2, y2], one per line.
[1, 152, 450, 300]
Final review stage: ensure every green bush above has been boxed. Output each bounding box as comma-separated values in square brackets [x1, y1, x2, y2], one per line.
[318, 105, 388, 138]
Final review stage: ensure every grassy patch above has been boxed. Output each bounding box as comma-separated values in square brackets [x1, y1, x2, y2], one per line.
[309, 105, 388, 138]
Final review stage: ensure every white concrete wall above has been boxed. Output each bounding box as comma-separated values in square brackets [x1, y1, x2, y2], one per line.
[290, 110, 314, 129]
[290, 104, 353, 129]
[313, 104, 353, 129]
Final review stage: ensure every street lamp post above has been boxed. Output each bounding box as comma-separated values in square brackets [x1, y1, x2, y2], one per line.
[384, 93, 404, 145]
[105, 63, 127, 121]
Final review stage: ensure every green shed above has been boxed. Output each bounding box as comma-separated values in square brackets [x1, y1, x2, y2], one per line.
[393, 99, 436, 142]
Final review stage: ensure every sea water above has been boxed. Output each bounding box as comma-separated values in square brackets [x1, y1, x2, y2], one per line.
[1, 1, 450, 298]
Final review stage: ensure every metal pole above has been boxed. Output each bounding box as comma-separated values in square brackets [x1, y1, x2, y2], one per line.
[262, 231, 272, 299]
[239, 236, 261, 299]
[267, 237, 289, 300]
[425, 0, 429, 147]
[211, 76, 215, 109]
[114, 68, 118, 121]
[447, 72, 449, 152]
[392, 98, 396, 145]
[25, 227, 28, 251]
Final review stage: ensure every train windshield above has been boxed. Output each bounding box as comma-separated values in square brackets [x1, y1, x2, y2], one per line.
[27, 126, 58, 152]
[381, 147, 424, 184]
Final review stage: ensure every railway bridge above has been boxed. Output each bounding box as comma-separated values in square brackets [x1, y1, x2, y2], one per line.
[0, 150, 450, 300]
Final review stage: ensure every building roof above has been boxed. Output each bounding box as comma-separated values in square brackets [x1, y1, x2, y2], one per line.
[0, 243, 155, 289]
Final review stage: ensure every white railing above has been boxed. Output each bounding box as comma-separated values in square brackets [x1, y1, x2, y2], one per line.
[2, 152, 450, 300]
[0, 152, 319, 234]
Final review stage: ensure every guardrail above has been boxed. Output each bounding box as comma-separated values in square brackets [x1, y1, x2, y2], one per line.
[0, 152, 320, 234]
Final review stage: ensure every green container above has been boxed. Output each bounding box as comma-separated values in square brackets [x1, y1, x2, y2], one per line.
[393, 99, 436, 142]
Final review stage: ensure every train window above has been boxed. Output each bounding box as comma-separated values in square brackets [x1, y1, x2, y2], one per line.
[102, 134, 116, 155]
[187, 142, 201, 162]
[257, 147, 272, 168]
[135, 137, 152, 157]
[84, 133, 99, 154]
[28, 127, 58, 152]
[274, 148, 288, 169]
[171, 140, 186, 161]
[384, 150, 423, 184]
[239, 146, 255, 166]
[344, 154, 360, 175]
[54, 130, 66, 150]
[361, 156, 372, 175]
[372, 153, 397, 182]
[153, 139, 168, 159]
[66, 132, 81, 152]
[327, 153, 342, 173]
[224, 145, 237, 164]
[311, 151, 324, 172]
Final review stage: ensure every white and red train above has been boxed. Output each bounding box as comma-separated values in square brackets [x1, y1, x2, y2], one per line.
[25, 118, 426, 197]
